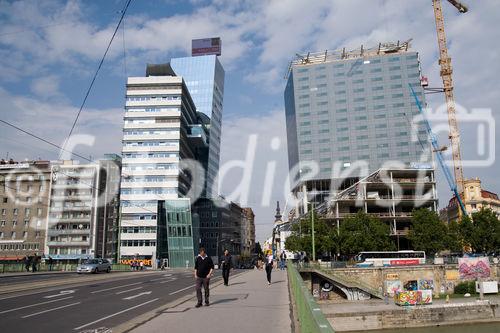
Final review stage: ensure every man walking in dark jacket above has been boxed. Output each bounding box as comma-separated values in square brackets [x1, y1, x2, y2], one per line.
[194, 247, 214, 308]
[220, 249, 232, 286]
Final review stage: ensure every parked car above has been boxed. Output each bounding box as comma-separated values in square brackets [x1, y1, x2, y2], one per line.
[77, 259, 111, 274]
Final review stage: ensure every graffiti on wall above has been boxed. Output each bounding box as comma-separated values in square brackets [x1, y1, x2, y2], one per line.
[418, 279, 434, 291]
[395, 290, 433, 306]
[404, 280, 418, 291]
[458, 257, 491, 280]
[385, 280, 402, 296]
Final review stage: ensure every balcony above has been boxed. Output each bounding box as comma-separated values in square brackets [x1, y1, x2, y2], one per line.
[47, 229, 91, 236]
[47, 241, 90, 247]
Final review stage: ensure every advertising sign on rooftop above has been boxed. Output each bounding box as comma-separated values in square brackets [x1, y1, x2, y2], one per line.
[192, 37, 221, 57]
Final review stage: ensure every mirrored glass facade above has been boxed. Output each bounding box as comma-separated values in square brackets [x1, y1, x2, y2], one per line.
[171, 55, 225, 197]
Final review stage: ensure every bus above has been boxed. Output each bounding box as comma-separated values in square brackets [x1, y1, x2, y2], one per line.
[355, 251, 426, 267]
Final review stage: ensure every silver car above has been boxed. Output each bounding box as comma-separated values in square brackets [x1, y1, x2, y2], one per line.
[77, 259, 112, 274]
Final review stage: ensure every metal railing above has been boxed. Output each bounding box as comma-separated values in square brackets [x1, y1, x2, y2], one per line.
[0, 263, 131, 274]
[288, 263, 335, 333]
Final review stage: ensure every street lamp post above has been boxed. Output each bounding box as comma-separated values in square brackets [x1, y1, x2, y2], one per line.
[311, 202, 316, 262]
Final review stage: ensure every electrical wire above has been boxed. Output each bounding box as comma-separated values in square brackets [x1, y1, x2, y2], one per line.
[0, 119, 93, 162]
[61, 0, 133, 153]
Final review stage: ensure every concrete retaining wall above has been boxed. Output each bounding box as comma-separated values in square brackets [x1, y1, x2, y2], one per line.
[329, 264, 499, 296]
[326, 302, 500, 331]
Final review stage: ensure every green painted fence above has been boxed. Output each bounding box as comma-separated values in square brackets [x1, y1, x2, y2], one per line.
[288, 263, 335, 333]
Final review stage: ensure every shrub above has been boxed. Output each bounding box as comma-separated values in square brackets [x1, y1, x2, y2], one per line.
[454, 281, 477, 295]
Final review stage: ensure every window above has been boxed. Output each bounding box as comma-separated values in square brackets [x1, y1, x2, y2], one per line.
[317, 101, 328, 106]
[25, 208, 30, 216]
[353, 97, 365, 102]
[336, 108, 347, 113]
[372, 86, 384, 91]
[297, 68, 308, 73]
[0, 220, 5, 226]
[317, 110, 328, 115]
[338, 146, 349, 151]
[357, 145, 369, 150]
[318, 120, 329, 125]
[2, 198, 6, 203]
[391, 84, 403, 89]
[370, 68, 382, 73]
[371, 77, 383, 82]
[337, 137, 349, 142]
[319, 148, 330, 153]
[300, 130, 311, 135]
[354, 106, 366, 111]
[356, 125, 368, 130]
[37, 208, 42, 216]
[393, 103, 405, 108]
[299, 121, 311, 126]
[301, 149, 312, 154]
[397, 142, 409, 146]
[298, 94, 309, 99]
[374, 114, 386, 119]
[355, 116, 367, 121]
[318, 138, 330, 143]
[378, 153, 390, 158]
[353, 88, 364, 93]
[390, 75, 402, 80]
[389, 66, 401, 70]
[300, 140, 311, 145]
[13, 208, 18, 216]
[388, 56, 400, 62]
[375, 124, 387, 129]
[334, 81, 346, 86]
[373, 95, 384, 100]
[11, 231, 16, 239]
[353, 79, 363, 84]
[12, 220, 17, 226]
[23, 231, 27, 239]
[298, 77, 308, 81]
[1, 209, 5, 216]
[24, 220, 29, 226]
[356, 135, 368, 140]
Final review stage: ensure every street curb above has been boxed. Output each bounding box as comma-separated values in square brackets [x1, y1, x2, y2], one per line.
[112, 270, 251, 333]
[0, 271, 76, 278]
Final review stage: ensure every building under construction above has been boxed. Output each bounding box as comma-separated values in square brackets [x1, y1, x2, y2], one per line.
[283, 41, 437, 248]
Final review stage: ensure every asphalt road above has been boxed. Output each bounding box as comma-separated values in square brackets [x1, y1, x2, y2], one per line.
[0, 269, 235, 332]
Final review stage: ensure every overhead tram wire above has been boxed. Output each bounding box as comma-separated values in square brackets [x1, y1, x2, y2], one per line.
[0, 119, 93, 163]
[61, 0, 133, 153]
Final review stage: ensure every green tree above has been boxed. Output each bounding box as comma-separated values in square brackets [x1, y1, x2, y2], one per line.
[284, 210, 334, 258]
[336, 211, 395, 256]
[408, 208, 448, 256]
[459, 215, 475, 252]
[468, 208, 500, 253]
[446, 220, 463, 252]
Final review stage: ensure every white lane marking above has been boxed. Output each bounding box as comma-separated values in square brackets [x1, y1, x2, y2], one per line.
[163, 273, 172, 277]
[21, 302, 81, 318]
[115, 286, 143, 295]
[169, 285, 195, 295]
[91, 282, 142, 294]
[159, 278, 177, 284]
[43, 289, 76, 298]
[0, 296, 74, 315]
[123, 291, 152, 300]
[73, 298, 159, 331]
[149, 277, 168, 282]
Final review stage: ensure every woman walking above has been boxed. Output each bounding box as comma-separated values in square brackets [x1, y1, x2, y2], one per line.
[265, 251, 273, 285]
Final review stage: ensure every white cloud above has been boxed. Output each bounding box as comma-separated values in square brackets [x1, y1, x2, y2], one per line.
[219, 109, 288, 242]
[30, 75, 62, 99]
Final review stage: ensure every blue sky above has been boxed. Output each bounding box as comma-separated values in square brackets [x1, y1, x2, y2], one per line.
[0, 0, 499, 242]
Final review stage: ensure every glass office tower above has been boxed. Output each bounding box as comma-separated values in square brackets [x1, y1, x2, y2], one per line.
[285, 45, 431, 191]
[170, 55, 225, 197]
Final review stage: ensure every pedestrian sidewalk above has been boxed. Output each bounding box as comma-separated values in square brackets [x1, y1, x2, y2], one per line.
[131, 268, 292, 333]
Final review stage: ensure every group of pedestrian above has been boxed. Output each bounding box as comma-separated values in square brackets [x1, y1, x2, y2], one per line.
[192, 247, 290, 308]
[23, 254, 40, 273]
[130, 260, 145, 271]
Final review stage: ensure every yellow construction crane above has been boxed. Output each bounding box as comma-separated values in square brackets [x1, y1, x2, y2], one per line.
[431, 0, 468, 198]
